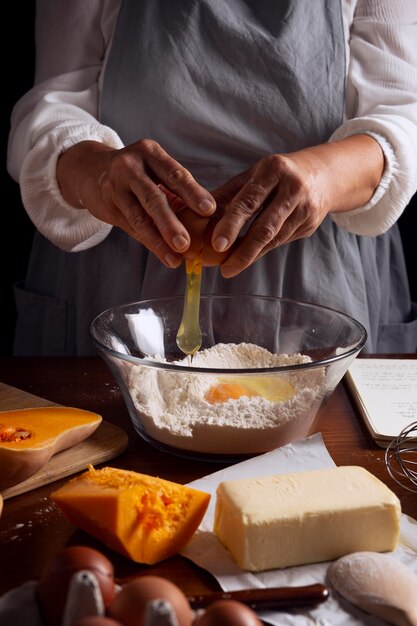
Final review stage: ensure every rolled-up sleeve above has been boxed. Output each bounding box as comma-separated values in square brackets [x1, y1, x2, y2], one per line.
[330, 0, 417, 236]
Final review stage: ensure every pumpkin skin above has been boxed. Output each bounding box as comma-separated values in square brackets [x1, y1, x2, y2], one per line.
[0, 407, 102, 490]
[0, 494, 3, 517]
[51, 466, 211, 564]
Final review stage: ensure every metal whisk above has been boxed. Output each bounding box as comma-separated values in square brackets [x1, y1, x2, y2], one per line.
[385, 421, 417, 493]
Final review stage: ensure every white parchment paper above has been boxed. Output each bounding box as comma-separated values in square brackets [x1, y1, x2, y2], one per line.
[181, 433, 417, 626]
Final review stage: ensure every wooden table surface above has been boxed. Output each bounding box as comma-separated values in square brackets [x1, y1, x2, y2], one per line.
[0, 355, 415, 599]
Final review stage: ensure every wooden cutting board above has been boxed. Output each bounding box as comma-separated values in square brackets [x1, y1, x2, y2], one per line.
[0, 382, 129, 500]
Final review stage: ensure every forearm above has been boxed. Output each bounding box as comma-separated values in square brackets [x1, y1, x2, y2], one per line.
[289, 134, 385, 214]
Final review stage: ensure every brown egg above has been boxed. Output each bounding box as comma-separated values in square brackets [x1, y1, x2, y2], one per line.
[108, 576, 193, 626]
[36, 545, 116, 626]
[160, 184, 230, 266]
[72, 618, 123, 626]
[193, 600, 263, 626]
[179, 207, 230, 267]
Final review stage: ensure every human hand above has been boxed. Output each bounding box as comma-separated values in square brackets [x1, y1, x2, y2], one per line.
[209, 135, 384, 277]
[56, 139, 216, 267]
[208, 152, 329, 278]
[161, 187, 231, 267]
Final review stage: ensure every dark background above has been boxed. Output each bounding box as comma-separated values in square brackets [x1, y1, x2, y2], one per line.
[2, 2, 36, 356]
[2, 3, 415, 356]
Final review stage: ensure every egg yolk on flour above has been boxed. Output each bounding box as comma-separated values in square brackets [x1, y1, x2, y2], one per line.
[206, 376, 295, 404]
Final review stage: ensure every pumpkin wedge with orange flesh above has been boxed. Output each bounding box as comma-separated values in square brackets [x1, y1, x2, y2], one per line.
[0, 407, 102, 490]
[51, 466, 211, 564]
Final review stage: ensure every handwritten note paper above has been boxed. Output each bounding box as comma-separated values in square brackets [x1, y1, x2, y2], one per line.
[346, 359, 417, 445]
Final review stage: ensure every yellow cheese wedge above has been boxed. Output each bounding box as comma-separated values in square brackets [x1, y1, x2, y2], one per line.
[214, 466, 401, 572]
[51, 465, 210, 564]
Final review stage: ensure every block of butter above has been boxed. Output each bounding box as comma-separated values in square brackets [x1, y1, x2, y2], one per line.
[213, 466, 401, 572]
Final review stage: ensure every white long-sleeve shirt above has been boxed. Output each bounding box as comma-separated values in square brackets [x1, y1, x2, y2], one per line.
[7, 0, 417, 253]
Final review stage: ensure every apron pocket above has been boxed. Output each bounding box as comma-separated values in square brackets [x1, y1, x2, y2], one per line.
[13, 281, 69, 356]
[377, 302, 417, 353]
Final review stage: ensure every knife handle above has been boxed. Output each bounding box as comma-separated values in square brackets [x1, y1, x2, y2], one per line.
[187, 583, 329, 611]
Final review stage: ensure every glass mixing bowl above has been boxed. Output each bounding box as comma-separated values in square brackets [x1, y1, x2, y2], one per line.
[90, 294, 367, 461]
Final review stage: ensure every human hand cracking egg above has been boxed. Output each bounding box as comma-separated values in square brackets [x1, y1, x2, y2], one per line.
[161, 187, 231, 358]
[161, 186, 230, 266]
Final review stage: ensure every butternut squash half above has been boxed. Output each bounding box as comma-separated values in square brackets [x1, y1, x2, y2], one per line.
[51, 466, 210, 564]
[0, 407, 102, 490]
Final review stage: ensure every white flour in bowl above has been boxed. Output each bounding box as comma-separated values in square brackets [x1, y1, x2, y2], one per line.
[127, 343, 326, 455]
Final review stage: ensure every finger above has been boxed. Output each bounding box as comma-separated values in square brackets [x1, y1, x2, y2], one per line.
[211, 174, 276, 253]
[253, 196, 324, 259]
[218, 215, 279, 278]
[219, 192, 297, 277]
[251, 210, 307, 264]
[128, 182, 191, 253]
[116, 211, 183, 269]
[116, 190, 187, 262]
[137, 139, 216, 216]
[158, 185, 187, 214]
[211, 169, 253, 207]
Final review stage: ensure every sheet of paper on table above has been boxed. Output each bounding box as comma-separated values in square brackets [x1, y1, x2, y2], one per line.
[182, 433, 417, 626]
[345, 358, 417, 447]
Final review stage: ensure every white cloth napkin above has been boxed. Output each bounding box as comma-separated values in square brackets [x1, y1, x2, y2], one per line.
[181, 433, 417, 626]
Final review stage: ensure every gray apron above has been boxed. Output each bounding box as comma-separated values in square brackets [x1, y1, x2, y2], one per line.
[14, 0, 417, 355]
